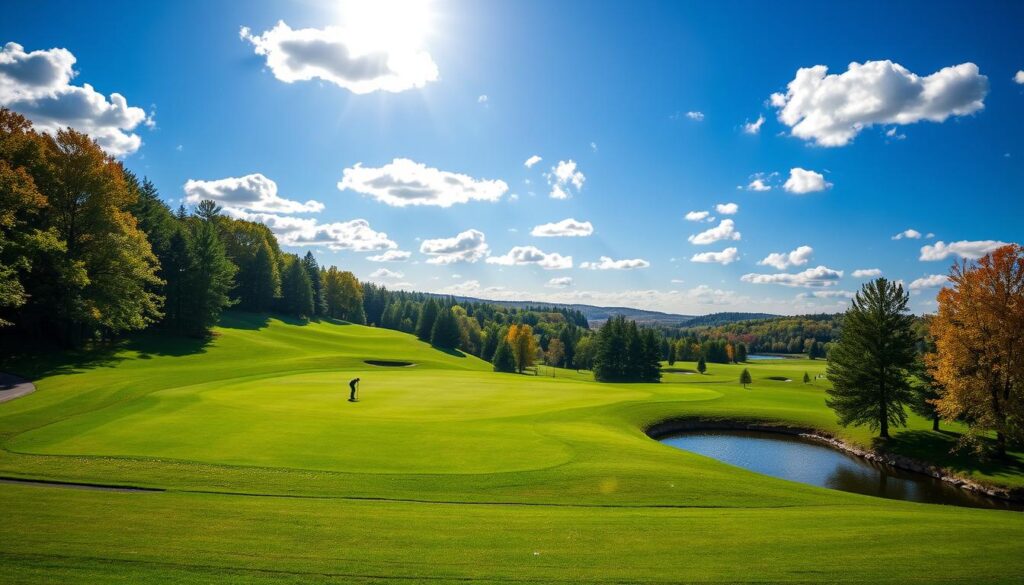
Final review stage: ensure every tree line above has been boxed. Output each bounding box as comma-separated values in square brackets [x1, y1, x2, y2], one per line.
[825, 247, 1023, 459]
[665, 314, 840, 356]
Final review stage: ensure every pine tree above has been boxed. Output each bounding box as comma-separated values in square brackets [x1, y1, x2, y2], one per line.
[668, 342, 676, 365]
[430, 306, 461, 349]
[736, 343, 748, 363]
[183, 218, 237, 335]
[558, 325, 576, 369]
[301, 251, 326, 317]
[249, 240, 278, 311]
[641, 328, 663, 382]
[826, 278, 917, 439]
[803, 372, 811, 384]
[280, 256, 314, 318]
[416, 299, 439, 341]
[740, 368, 752, 388]
[697, 357, 707, 375]
[491, 337, 516, 373]
[162, 228, 191, 333]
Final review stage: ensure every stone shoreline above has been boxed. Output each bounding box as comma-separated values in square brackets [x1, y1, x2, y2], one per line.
[645, 418, 1023, 503]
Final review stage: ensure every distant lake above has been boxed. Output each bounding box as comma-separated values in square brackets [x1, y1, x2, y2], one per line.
[747, 354, 785, 360]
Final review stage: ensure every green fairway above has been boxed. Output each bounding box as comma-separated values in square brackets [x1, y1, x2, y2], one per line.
[1, 313, 1023, 583]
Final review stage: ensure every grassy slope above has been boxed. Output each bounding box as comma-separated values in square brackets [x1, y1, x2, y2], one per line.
[0, 312, 1022, 584]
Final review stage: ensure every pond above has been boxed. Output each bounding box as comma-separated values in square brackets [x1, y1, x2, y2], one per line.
[659, 430, 1020, 511]
[746, 354, 786, 360]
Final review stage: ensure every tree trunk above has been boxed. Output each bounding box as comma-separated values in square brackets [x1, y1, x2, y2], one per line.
[996, 431, 1007, 458]
[879, 416, 889, 439]
[932, 416, 939, 432]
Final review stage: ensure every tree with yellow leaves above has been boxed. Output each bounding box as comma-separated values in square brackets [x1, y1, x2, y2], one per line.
[507, 323, 538, 373]
[929, 244, 1024, 457]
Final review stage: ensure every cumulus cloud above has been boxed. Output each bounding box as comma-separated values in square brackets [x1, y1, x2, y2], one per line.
[741, 265, 844, 288]
[580, 256, 650, 270]
[746, 178, 772, 191]
[486, 246, 572, 270]
[852, 268, 882, 278]
[797, 290, 856, 299]
[919, 240, 1010, 261]
[367, 249, 411, 262]
[230, 211, 397, 252]
[0, 42, 151, 156]
[338, 158, 508, 207]
[688, 219, 741, 245]
[757, 245, 813, 270]
[184, 174, 324, 213]
[783, 168, 832, 194]
[530, 218, 594, 237]
[715, 202, 739, 215]
[419, 229, 490, 264]
[685, 111, 705, 121]
[909, 274, 949, 290]
[369, 268, 404, 280]
[546, 277, 573, 288]
[771, 60, 989, 146]
[892, 228, 922, 240]
[546, 159, 585, 199]
[477, 94, 488, 104]
[743, 115, 765, 134]
[524, 155, 542, 168]
[240, 21, 438, 94]
[1014, 71, 1024, 85]
[690, 247, 739, 265]
[685, 210, 711, 222]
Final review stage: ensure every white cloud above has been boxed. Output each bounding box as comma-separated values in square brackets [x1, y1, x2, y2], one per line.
[530, 218, 594, 237]
[852, 268, 882, 278]
[546, 277, 574, 288]
[590, 141, 598, 152]
[420, 229, 490, 264]
[1014, 71, 1024, 85]
[240, 21, 438, 94]
[477, 94, 488, 104]
[580, 256, 650, 270]
[909, 274, 949, 290]
[184, 174, 324, 213]
[230, 211, 397, 252]
[367, 249, 411, 262]
[715, 202, 739, 215]
[486, 246, 572, 270]
[783, 168, 832, 194]
[919, 240, 1010, 261]
[757, 245, 813, 270]
[743, 115, 765, 134]
[524, 155, 542, 168]
[892, 229, 922, 240]
[685, 210, 711, 222]
[771, 60, 988, 146]
[690, 247, 739, 265]
[885, 127, 906, 140]
[797, 290, 856, 299]
[0, 42, 151, 157]
[369, 268, 404, 280]
[546, 159, 585, 199]
[741, 265, 844, 288]
[688, 219, 741, 245]
[746, 178, 772, 191]
[338, 158, 508, 207]
[685, 111, 705, 121]
[443, 280, 483, 295]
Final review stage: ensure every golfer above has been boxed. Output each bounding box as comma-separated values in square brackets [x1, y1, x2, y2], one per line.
[348, 377, 360, 402]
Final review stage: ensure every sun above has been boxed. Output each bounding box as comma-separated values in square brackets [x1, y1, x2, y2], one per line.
[334, 0, 436, 54]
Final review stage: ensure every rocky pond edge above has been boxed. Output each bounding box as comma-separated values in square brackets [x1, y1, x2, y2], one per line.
[644, 417, 1023, 504]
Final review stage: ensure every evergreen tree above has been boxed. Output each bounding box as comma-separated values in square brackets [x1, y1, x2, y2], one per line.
[593, 316, 627, 382]
[558, 325, 576, 369]
[161, 228, 191, 333]
[640, 328, 663, 382]
[735, 343, 748, 363]
[416, 299, 439, 341]
[667, 342, 676, 365]
[430, 306, 461, 349]
[182, 218, 237, 335]
[280, 256, 314, 318]
[301, 251, 326, 317]
[803, 371, 811, 384]
[740, 368, 752, 388]
[492, 337, 516, 373]
[697, 357, 707, 375]
[194, 199, 221, 221]
[826, 278, 917, 439]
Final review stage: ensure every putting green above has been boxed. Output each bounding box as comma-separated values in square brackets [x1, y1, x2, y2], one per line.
[1, 313, 1022, 583]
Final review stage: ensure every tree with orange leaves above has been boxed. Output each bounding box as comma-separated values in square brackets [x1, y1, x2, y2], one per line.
[929, 244, 1024, 457]
[506, 323, 538, 373]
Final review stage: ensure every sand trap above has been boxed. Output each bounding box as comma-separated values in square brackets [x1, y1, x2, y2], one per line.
[364, 360, 416, 367]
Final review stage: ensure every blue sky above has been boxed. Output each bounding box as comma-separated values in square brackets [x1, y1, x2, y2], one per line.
[3, 0, 1022, 314]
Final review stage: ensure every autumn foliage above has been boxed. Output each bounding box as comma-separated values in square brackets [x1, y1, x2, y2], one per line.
[928, 244, 1024, 456]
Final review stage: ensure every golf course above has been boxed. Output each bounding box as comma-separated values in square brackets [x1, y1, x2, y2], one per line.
[2, 313, 1022, 584]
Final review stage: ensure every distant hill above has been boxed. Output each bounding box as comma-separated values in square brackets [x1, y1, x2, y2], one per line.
[438, 294, 780, 328]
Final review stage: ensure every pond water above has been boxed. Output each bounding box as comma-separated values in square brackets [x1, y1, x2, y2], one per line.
[659, 430, 1020, 511]
[746, 354, 785, 360]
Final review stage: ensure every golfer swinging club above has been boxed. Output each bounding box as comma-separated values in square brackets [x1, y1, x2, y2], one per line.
[348, 377, 360, 402]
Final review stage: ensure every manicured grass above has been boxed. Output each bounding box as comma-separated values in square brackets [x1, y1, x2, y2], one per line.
[1, 312, 1022, 583]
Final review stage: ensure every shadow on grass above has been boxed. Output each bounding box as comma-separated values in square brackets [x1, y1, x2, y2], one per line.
[879, 429, 1024, 479]
[432, 346, 467, 358]
[217, 311, 356, 331]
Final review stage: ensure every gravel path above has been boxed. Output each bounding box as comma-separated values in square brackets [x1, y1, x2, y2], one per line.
[0, 372, 35, 404]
